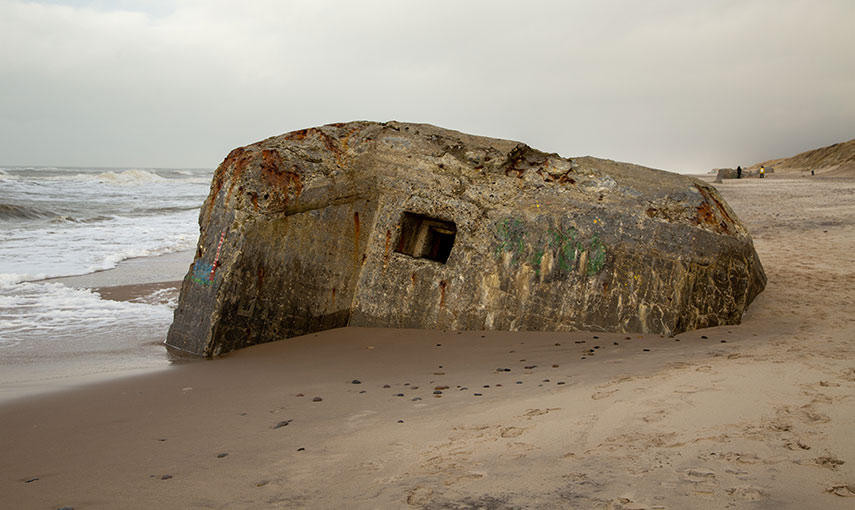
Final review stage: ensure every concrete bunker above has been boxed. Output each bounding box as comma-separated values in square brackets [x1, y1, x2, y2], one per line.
[166, 121, 766, 356]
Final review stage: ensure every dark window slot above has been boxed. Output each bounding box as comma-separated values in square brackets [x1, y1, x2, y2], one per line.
[395, 212, 456, 264]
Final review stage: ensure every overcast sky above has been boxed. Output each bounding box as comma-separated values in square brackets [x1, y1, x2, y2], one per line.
[1, 0, 853, 173]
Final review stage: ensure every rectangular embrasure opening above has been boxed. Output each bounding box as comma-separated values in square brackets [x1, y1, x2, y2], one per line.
[395, 212, 456, 264]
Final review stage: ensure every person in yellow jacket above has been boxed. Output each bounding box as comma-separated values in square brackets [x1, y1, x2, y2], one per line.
[760, 166, 766, 178]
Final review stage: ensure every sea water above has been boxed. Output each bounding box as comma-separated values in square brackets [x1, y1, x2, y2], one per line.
[0, 166, 212, 398]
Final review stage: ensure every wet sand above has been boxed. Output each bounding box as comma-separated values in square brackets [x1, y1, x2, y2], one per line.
[1, 177, 854, 509]
[0, 252, 193, 403]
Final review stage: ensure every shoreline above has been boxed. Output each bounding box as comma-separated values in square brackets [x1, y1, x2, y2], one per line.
[0, 250, 197, 404]
[2, 179, 854, 508]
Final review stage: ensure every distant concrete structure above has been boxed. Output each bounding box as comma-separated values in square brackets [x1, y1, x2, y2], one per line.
[167, 121, 766, 356]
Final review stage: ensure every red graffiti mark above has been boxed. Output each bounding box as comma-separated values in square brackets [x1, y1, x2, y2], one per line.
[210, 231, 225, 281]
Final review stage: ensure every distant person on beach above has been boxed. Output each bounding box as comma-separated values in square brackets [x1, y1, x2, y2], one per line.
[811, 169, 815, 176]
[737, 166, 742, 179]
[760, 166, 765, 178]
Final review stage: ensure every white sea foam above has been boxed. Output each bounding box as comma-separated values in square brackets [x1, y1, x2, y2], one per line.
[0, 282, 174, 349]
[0, 165, 210, 361]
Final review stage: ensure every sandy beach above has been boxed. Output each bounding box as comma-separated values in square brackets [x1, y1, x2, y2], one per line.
[1, 176, 854, 509]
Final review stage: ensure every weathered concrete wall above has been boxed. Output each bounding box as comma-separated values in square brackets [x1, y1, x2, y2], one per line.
[167, 121, 766, 356]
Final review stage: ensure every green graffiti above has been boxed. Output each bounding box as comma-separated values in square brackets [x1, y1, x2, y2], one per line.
[548, 227, 578, 272]
[586, 232, 606, 275]
[493, 217, 607, 277]
[495, 217, 527, 264]
[530, 248, 544, 275]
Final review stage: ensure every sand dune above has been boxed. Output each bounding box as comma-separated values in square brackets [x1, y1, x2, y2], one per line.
[749, 138, 855, 177]
[1, 177, 854, 509]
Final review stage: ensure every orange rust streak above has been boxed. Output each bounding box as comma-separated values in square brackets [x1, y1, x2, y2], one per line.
[439, 280, 447, 308]
[260, 149, 303, 200]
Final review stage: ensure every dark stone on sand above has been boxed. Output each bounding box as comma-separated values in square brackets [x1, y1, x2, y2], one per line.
[516, 381, 523, 384]
[383, 384, 391, 388]
[524, 365, 537, 369]
[351, 379, 362, 384]
[701, 335, 708, 339]
[161, 474, 173, 480]
[398, 420, 404, 423]
[57, 507, 74, 510]
[593, 336, 599, 339]
[217, 453, 229, 458]
[721, 340, 727, 343]
[614, 342, 619, 345]
[295, 393, 304, 397]
[483, 385, 490, 388]
[395, 393, 404, 397]
[433, 390, 442, 395]
[643, 348, 650, 352]
[166, 121, 766, 356]
[574, 340, 586, 344]
[474, 393, 483, 396]
[553, 364, 559, 367]
[312, 397, 323, 402]
[24, 478, 38, 483]
[543, 379, 550, 382]
[412, 397, 422, 401]
[273, 419, 292, 429]
[557, 381, 565, 385]
[359, 390, 367, 393]
[297, 447, 305, 451]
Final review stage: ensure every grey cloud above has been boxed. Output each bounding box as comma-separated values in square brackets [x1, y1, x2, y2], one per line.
[1, 0, 852, 172]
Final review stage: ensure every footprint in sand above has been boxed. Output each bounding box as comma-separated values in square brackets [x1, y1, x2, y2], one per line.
[591, 389, 618, 400]
[726, 485, 768, 501]
[406, 486, 433, 506]
[500, 427, 525, 438]
[827, 484, 855, 497]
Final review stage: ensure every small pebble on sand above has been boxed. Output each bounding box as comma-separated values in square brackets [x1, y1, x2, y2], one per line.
[312, 397, 323, 402]
[398, 420, 404, 423]
[643, 349, 650, 352]
[161, 475, 172, 480]
[383, 384, 391, 388]
[297, 448, 305, 451]
[552, 364, 559, 368]
[217, 453, 228, 458]
[474, 393, 483, 396]
[395, 393, 404, 397]
[351, 379, 362, 384]
[701, 335, 708, 339]
[412, 397, 422, 401]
